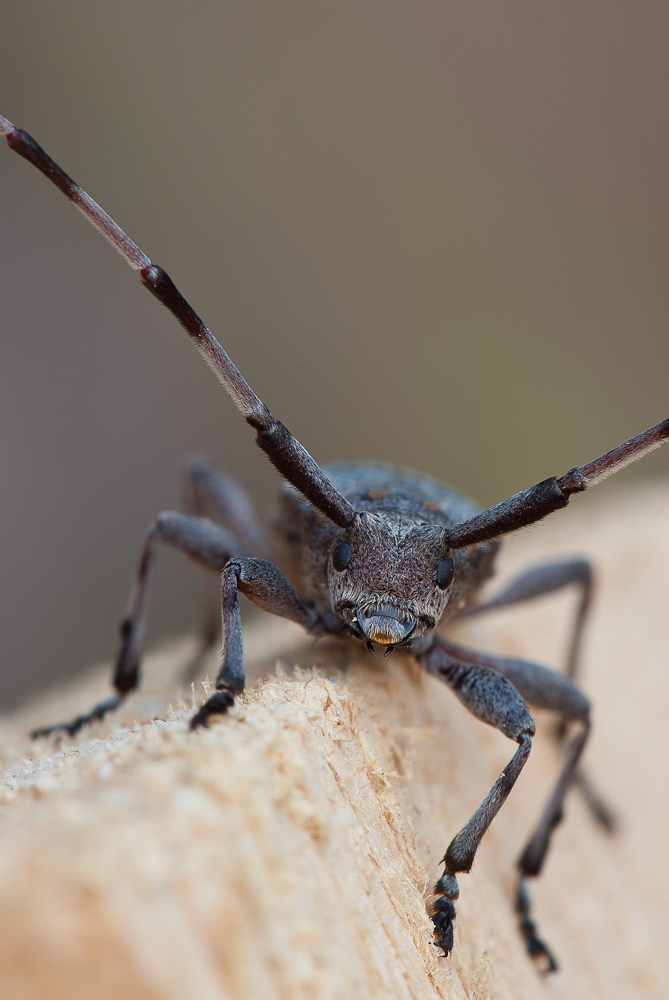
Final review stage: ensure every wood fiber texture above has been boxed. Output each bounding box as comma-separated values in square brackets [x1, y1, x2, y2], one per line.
[0, 483, 667, 1000]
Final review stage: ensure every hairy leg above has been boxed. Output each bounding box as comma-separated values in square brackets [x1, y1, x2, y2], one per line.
[189, 556, 316, 727]
[464, 558, 592, 680]
[463, 561, 615, 830]
[416, 639, 535, 959]
[182, 458, 269, 666]
[183, 457, 269, 560]
[424, 638, 592, 971]
[32, 513, 312, 738]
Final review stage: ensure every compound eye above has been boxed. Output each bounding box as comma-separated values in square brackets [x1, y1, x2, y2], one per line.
[436, 557, 454, 590]
[332, 539, 353, 572]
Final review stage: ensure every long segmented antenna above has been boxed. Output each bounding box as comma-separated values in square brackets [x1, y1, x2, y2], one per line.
[1, 113, 356, 529]
[448, 418, 669, 549]
[4, 113, 665, 541]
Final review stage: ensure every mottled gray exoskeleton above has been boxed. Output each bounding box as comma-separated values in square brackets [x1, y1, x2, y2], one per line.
[3, 111, 668, 973]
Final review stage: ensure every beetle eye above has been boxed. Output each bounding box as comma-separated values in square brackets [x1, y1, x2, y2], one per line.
[332, 539, 353, 572]
[436, 557, 454, 590]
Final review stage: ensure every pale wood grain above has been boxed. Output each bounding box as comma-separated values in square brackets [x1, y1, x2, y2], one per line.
[0, 483, 667, 1000]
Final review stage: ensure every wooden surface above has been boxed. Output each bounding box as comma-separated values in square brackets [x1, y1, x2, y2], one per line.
[0, 483, 667, 1000]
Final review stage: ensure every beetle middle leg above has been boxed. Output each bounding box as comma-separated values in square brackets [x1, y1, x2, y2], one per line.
[181, 458, 270, 672]
[464, 558, 592, 681]
[416, 640, 535, 959]
[31, 512, 314, 738]
[419, 637, 591, 971]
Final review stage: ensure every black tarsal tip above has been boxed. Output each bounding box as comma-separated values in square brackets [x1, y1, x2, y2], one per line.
[384, 645, 394, 657]
[366, 640, 375, 655]
[189, 690, 235, 730]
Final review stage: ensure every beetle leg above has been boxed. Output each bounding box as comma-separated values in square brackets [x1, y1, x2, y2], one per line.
[461, 561, 616, 831]
[182, 458, 270, 561]
[190, 557, 317, 728]
[423, 638, 593, 972]
[464, 558, 592, 681]
[416, 640, 535, 961]
[515, 719, 590, 974]
[181, 459, 270, 675]
[31, 513, 245, 739]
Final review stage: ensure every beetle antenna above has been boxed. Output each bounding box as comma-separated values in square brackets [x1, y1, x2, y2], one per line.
[447, 418, 669, 549]
[0, 113, 357, 529]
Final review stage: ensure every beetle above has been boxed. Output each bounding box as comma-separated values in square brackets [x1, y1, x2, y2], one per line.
[2, 111, 668, 973]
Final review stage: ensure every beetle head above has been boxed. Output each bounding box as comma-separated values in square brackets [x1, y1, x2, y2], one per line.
[327, 512, 453, 647]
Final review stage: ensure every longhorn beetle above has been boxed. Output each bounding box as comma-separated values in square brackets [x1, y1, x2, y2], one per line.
[2, 112, 668, 973]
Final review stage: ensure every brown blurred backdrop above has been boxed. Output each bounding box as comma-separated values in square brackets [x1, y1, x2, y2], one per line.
[0, 1, 668, 708]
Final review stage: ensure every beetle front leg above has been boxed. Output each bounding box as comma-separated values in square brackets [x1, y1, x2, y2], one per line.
[190, 557, 317, 729]
[416, 641, 535, 960]
[433, 734, 533, 957]
[430, 638, 593, 971]
[188, 562, 244, 727]
[462, 560, 614, 830]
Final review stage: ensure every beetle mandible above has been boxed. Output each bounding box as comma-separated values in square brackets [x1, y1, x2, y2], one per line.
[2, 112, 668, 973]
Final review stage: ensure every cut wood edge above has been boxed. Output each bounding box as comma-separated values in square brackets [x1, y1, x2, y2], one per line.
[0, 482, 667, 1000]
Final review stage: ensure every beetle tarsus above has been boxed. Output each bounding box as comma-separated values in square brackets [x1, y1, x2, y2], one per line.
[189, 689, 235, 729]
[30, 693, 123, 740]
[430, 870, 460, 955]
[572, 769, 618, 833]
[430, 892, 457, 956]
[516, 878, 558, 974]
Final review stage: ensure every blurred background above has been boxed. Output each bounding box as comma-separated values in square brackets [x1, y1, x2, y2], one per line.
[0, 1, 667, 708]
